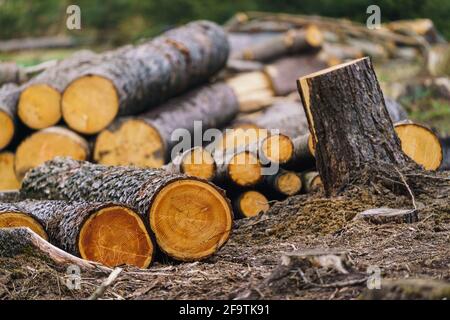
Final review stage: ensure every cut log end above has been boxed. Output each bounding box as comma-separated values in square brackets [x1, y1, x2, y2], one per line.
[261, 134, 294, 164]
[15, 127, 89, 180]
[94, 119, 165, 168]
[0, 212, 48, 240]
[277, 171, 302, 196]
[237, 190, 270, 218]
[79, 205, 153, 268]
[62, 75, 119, 134]
[229, 151, 262, 186]
[304, 25, 324, 48]
[0, 110, 14, 149]
[149, 179, 232, 261]
[181, 147, 216, 180]
[394, 122, 443, 170]
[18, 84, 61, 129]
[0, 152, 20, 190]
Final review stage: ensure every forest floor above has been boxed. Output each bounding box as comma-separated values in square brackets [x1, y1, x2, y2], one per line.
[1, 170, 449, 300]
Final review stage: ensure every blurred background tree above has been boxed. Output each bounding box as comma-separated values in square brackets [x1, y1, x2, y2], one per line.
[0, 0, 449, 43]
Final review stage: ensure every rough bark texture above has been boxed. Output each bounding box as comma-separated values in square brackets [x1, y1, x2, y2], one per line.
[67, 21, 229, 117]
[0, 227, 106, 270]
[0, 190, 21, 202]
[21, 158, 210, 216]
[357, 208, 419, 224]
[298, 57, 415, 195]
[24, 50, 99, 93]
[232, 99, 309, 138]
[264, 55, 328, 96]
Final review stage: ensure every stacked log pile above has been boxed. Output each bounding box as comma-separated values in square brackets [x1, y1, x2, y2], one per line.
[0, 15, 447, 269]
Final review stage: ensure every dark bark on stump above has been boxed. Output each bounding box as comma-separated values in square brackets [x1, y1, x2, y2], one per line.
[298, 57, 415, 195]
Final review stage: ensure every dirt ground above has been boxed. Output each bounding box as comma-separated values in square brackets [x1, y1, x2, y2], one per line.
[1, 168, 449, 300]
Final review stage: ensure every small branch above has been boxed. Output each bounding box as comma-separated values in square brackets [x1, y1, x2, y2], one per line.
[88, 267, 123, 300]
[394, 167, 417, 210]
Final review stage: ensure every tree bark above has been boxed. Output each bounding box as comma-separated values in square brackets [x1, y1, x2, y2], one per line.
[3, 200, 154, 268]
[0, 227, 108, 270]
[94, 82, 239, 168]
[20, 158, 233, 262]
[297, 57, 415, 195]
[230, 26, 323, 62]
[62, 21, 229, 134]
[0, 62, 26, 86]
[284, 133, 316, 171]
[264, 54, 328, 96]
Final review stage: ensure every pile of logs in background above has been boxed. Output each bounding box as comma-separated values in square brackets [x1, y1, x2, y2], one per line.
[0, 14, 448, 268]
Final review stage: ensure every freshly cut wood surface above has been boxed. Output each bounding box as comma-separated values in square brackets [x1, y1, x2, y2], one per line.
[15, 127, 89, 180]
[20, 158, 233, 262]
[164, 147, 216, 181]
[0, 152, 21, 190]
[232, 190, 270, 218]
[18, 50, 98, 130]
[0, 202, 48, 240]
[394, 122, 443, 170]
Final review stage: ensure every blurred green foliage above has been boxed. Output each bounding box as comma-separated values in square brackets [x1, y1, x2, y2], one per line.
[0, 0, 449, 43]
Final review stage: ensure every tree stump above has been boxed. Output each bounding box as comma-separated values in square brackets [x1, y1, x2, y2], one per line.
[297, 57, 416, 195]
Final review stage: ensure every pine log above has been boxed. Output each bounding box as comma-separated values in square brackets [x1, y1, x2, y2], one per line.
[0, 152, 21, 190]
[0, 202, 48, 240]
[231, 99, 309, 139]
[62, 21, 229, 134]
[0, 83, 20, 150]
[384, 19, 446, 44]
[15, 126, 90, 180]
[297, 57, 415, 195]
[20, 158, 233, 262]
[5, 200, 154, 268]
[227, 32, 283, 54]
[231, 26, 323, 62]
[232, 190, 270, 218]
[17, 50, 99, 130]
[284, 133, 316, 171]
[225, 71, 275, 112]
[264, 54, 328, 96]
[385, 98, 408, 123]
[394, 121, 443, 170]
[301, 171, 323, 193]
[0, 190, 21, 202]
[441, 136, 450, 171]
[214, 150, 263, 188]
[94, 83, 238, 168]
[163, 147, 216, 181]
[262, 169, 302, 198]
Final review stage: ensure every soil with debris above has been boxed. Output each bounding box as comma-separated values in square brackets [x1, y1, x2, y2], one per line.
[0, 170, 449, 300]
